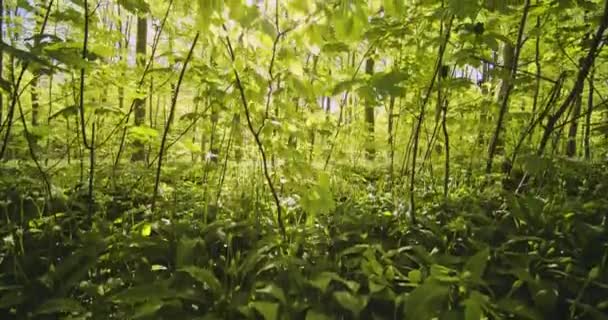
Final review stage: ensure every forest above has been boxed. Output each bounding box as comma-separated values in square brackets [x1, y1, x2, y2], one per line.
[0, 0, 607, 319]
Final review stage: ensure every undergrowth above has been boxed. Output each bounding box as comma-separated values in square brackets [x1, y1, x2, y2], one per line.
[0, 158, 607, 320]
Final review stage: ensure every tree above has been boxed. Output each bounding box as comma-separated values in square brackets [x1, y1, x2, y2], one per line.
[131, 12, 147, 162]
[364, 56, 375, 159]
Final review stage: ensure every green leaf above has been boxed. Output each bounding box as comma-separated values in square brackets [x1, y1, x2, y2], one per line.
[463, 291, 486, 320]
[404, 280, 449, 320]
[430, 264, 460, 283]
[130, 125, 159, 143]
[300, 172, 336, 221]
[589, 266, 601, 280]
[175, 237, 202, 268]
[331, 78, 364, 96]
[371, 69, 408, 96]
[141, 222, 152, 236]
[0, 41, 53, 68]
[334, 1, 368, 40]
[34, 298, 85, 315]
[94, 106, 125, 116]
[179, 266, 222, 293]
[309, 272, 359, 293]
[131, 300, 164, 319]
[528, 280, 558, 313]
[117, 0, 150, 14]
[496, 298, 543, 320]
[482, 34, 500, 51]
[463, 247, 489, 282]
[309, 272, 334, 293]
[180, 112, 204, 121]
[198, 0, 224, 30]
[322, 41, 351, 53]
[408, 269, 422, 284]
[384, 0, 405, 17]
[306, 309, 332, 320]
[251, 301, 279, 320]
[0, 290, 25, 309]
[333, 291, 368, 316]
[449, 0, 480, 19]
[0, 78, 11, 93]
[256, 284, 286, 304]
[111, 282, 173, 304]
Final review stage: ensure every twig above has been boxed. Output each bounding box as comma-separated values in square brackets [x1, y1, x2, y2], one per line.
[223, 24, 286, 238]
[151, 32, 200, 212]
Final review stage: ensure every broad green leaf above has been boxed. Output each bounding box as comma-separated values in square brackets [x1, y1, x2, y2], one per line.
[179, 266, 222, 293]
[251, 301, 279, 320]
[371, 70, 408, 96]
[141, 223, 152, 236]
[331, 78, 364, 96]
[0, 290, 24, 309]
[333, 291, 368, 316]
[334, 0, 368, 40]
[309, 272, 334, 293]
[528, 280, 558, 313]
[256, 284, 286, 304]
[197, 0, 223, 30]
[0, 41, 53, 68]
[463, 291, 486, 320]
[306, 309, 332, 320]
[463, 247, 489, 282]
[408, 269, 422, 284]
[131, 299, 163, 319]
[34, 298, 85, 315]
[130, 125, 159, 142]
[0, 78, 11, 93]
[94, 106, 125, 116]
[404, 280, 449, 320]
[111, 282, 173, 304]
[175, 238, 201, 268]
[384, 0, 405, 17]
[430, 264, 460, 283]
[309, 272, 359, 293]
[449, 0, 480, 19]
[589, 266, 601, 280]
[49, 105, 79, 120]
[322, 42, 351, 53]
[117, 0, 150, 14]
[496, 298, 543, 320]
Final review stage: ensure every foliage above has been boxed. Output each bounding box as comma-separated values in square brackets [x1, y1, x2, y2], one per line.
[0, 0, 607, 319]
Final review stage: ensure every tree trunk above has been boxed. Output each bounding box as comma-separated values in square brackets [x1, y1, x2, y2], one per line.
[30, 2, 42, 130]
[538, 0, 608, 155]
[486, 0, 531, 173]
[0, 0, 4, 126]
[584, 71, 593, 159]
[566, 87, 583, 157]
[364, 57, 375, 160]
[31, 75, 40, 127]
[131, 15, 147, 162]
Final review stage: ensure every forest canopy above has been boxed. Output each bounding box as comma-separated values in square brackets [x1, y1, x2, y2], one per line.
[0, 0, 607, 319]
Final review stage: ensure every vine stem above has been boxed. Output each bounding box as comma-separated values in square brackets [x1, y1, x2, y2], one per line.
[537, 0, 608, 155]
[223, 25, 286, 238]
[151, 32, 200, 213]
[0, 0, 54, 160]
[409, 14, 453, 225]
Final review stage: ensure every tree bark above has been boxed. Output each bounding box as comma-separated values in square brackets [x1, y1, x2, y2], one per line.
[364, 57, 375, 160]
[0, 0, 3, 126]
[538, 0, 608, 155]
[131, 15, 147, 162]
[486, 0, 531, 173]
[584, 71, 594, 159]
[566, 85, 583, 157]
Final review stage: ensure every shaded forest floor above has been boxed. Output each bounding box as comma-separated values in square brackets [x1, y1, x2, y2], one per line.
[0, 158, 607, 319]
